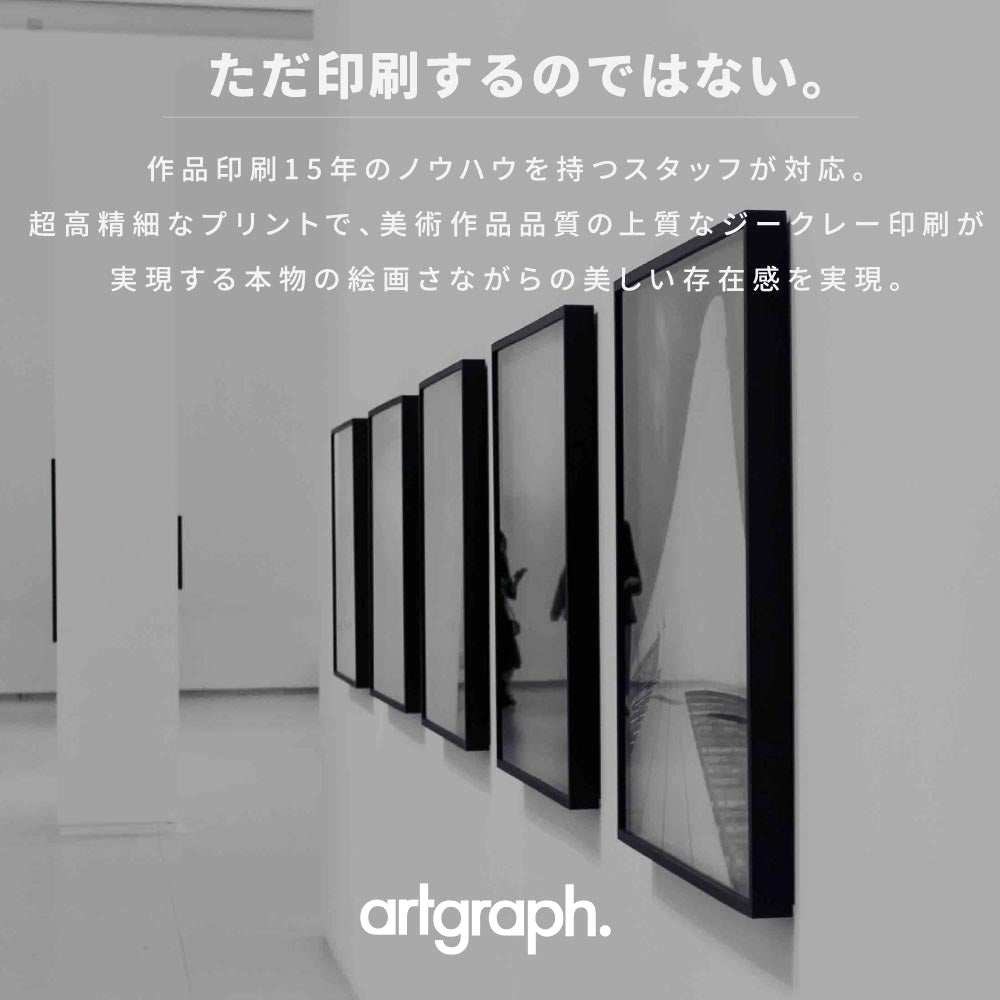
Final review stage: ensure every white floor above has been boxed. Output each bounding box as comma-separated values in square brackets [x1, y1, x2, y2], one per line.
[0, 692, 354, 1000]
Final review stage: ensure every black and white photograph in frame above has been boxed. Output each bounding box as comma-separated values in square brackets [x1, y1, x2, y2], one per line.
[419, 360, 490, 750]
[492, 305, 600, 809]
[331, 419, 372, 688]
[369, 395, 422, 713]
[616, 210, 794, 916]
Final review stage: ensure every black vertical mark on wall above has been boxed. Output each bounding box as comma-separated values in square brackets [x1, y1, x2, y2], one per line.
[50, 458, 57, 643]
[177, 515, 183, 590]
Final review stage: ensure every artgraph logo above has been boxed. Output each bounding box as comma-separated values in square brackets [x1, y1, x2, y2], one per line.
[359, 883, 611, 956]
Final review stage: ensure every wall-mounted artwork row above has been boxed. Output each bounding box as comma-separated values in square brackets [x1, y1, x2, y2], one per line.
[419, 360, 491, 751]
[369, 395, 423, 713]
[331, 419, 371, 689]
[615, 210, 794, 916]
[491, 305, 600, 809]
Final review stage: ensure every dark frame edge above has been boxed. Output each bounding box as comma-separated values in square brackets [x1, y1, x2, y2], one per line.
[563, 305, 601, 810]
[331, 419, 373, 690]
[496, 759, 575, 810]
[462, 361, 492, 751]
[744, 211, 795, 917]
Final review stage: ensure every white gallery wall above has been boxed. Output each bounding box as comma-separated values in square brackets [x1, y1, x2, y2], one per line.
[0, 77, 55, 694]
[171, 70, 325, 691]
[175, 306, 323, 691]
[0, 31, 324, 694]
[318, 2, 999, 998]
[53, 139, 181, 827]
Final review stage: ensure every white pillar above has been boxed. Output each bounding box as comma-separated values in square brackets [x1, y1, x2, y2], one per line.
[54, 253, 179, 831]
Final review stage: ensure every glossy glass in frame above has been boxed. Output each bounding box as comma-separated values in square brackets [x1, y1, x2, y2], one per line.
[496, 322, 569, 793]
[492, 305, 599, 809]
[369, 396, 422, 712]
[616, 211, 793, 916]
[622, 235, 747, 889]
[419, 361, 489, 749]
[331, 419, 370, 688]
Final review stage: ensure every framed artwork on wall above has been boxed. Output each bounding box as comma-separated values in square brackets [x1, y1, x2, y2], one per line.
[615, 210, 794, 916]
[331, 419, 371, 688]
[491, 305, 600, 809]
[419, 360, 490, 750]
[369, 395, 423, 713]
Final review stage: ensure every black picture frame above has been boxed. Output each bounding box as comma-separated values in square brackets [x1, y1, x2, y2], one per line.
[368, 395, 423, 713]
[331, 419, 372, 689]
[491, 305, 600, 809]
[615, 210, 794, 917]
[418, 360, 490, 751]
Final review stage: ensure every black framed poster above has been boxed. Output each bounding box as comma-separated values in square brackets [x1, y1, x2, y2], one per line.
[331, 419, 371, 688]
[419, 360, 490, 750]
[369, 395, 422, 713]
[616, 210, 793, 916]
[492, 305, 599, 809]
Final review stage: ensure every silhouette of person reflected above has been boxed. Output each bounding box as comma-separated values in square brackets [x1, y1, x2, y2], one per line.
[620, 519, 642, 669]
[496, 531, 526, 710]
[549, 569, 566, 622]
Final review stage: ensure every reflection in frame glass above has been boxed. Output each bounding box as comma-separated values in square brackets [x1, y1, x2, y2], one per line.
[491, 305, 599, 809]
[419, 360, 490, 750]
[331, 419, 371, 688]
[615, 210, 793, 917]
[368, 395, 422, 713]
